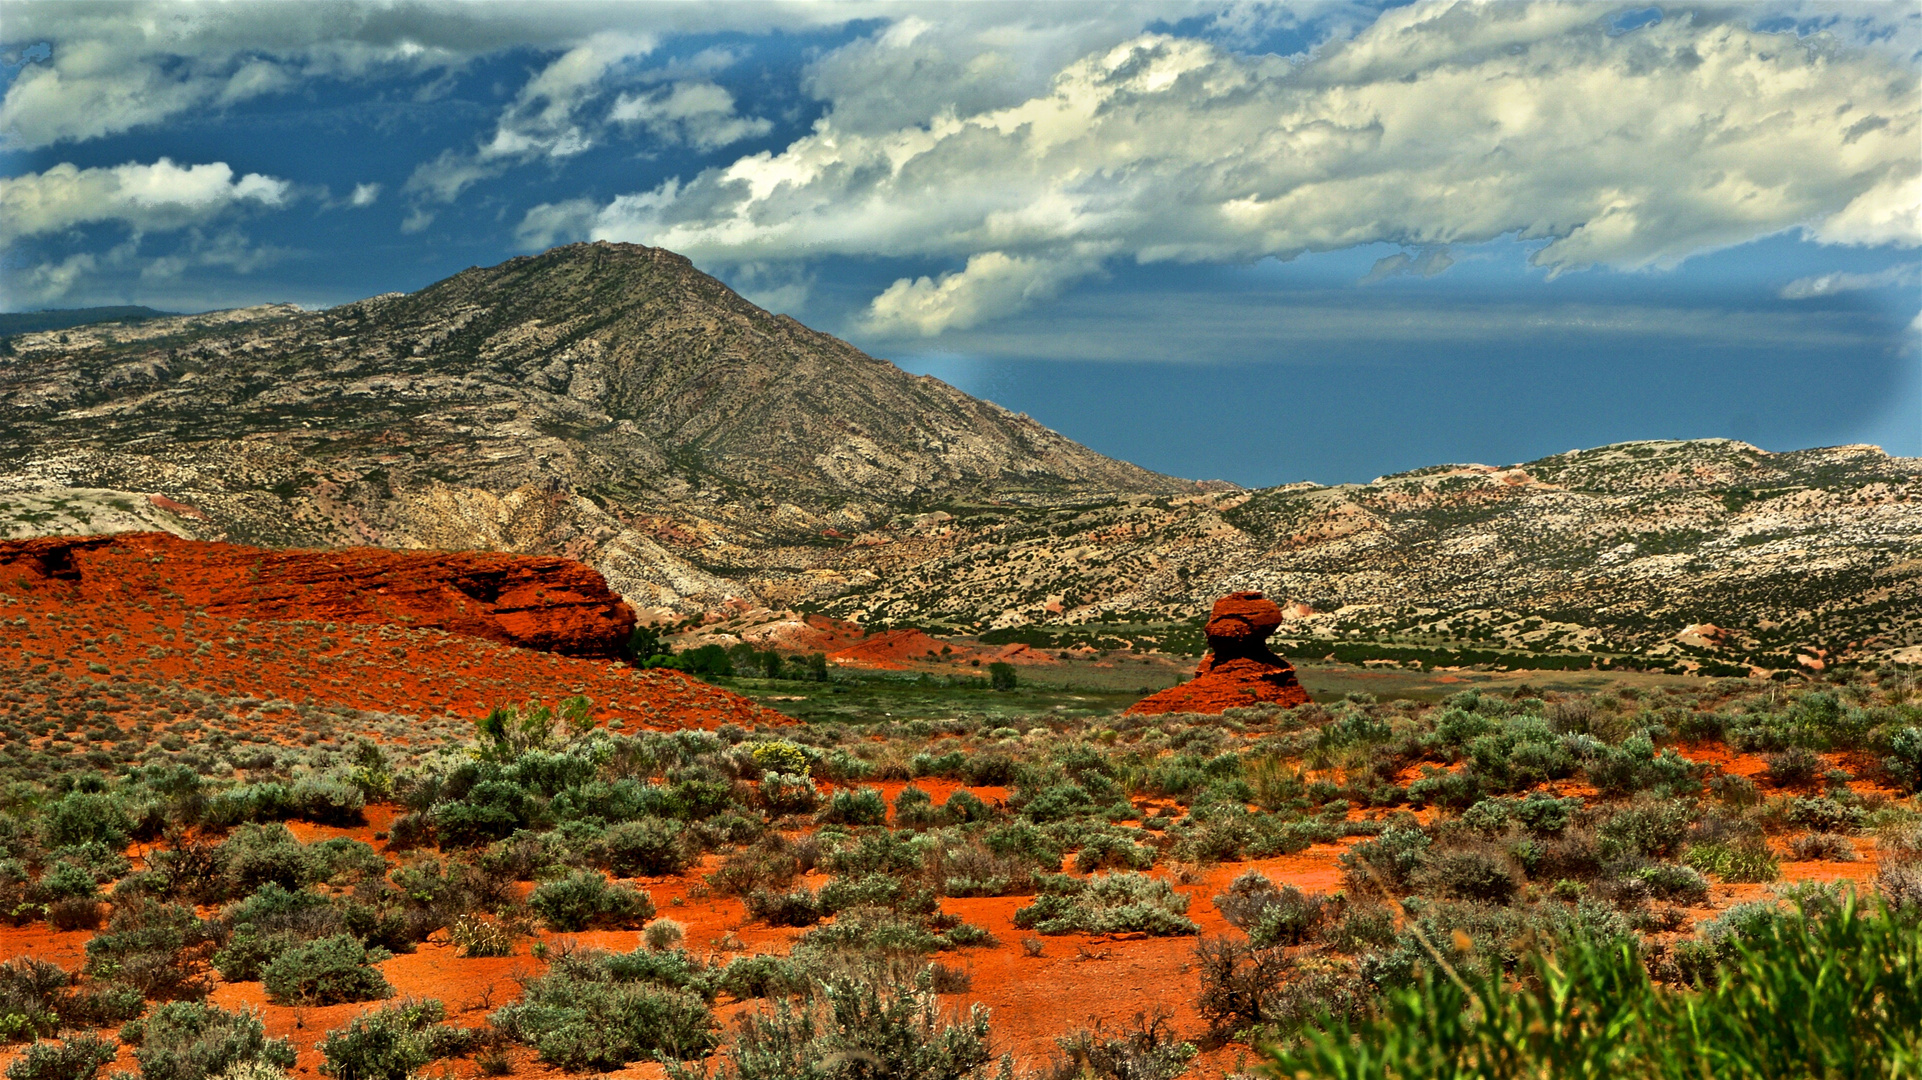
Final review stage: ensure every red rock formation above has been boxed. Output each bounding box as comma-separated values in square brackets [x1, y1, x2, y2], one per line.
[0, 532, 635, 657]
[0, 532, 781, 731]
[1126, 590, 1311, 715]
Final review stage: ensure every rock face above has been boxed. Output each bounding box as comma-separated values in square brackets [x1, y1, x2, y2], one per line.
[1127, 591, 1311, 714]
[0, 532, 636, 658]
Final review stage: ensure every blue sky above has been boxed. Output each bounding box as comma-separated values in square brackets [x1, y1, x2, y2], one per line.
[3, 1, 1918, 485]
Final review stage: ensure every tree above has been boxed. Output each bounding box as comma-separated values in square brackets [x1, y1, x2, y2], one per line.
[988, 662, 1017, 691]
[628, 625, 671, 663]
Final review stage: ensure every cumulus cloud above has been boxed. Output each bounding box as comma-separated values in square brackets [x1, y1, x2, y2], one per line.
[584, 2, 1919, 334]
[349, 182, 381, 207]
[610, 81, 771, 150]
[0, 158, 290, 244]
[1780, 262, 1922, 299]
[0, 2, 866, 149]
[863, 252, 1095, 336]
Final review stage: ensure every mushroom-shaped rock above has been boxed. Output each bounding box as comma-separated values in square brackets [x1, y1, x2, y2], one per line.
[1127, 590, 1310, 715]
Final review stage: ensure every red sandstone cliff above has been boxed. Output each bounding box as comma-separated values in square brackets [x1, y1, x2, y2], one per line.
[0, 532, 636, 658]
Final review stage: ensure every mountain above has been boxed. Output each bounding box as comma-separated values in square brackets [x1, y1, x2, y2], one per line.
[0, 306, 183, 336]
[2, 242, 1917, 670]
[0, 242, 1187, 607]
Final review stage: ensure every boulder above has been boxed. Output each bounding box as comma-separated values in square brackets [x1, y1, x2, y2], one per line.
[1127, 590, 1311, 714]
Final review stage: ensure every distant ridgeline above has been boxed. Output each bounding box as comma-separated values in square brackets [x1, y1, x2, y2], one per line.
[0, 306, 183, 337]
[0, 242, 1916, 674]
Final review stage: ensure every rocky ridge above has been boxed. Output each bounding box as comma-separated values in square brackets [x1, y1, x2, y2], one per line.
[2, 245, 1918, 671]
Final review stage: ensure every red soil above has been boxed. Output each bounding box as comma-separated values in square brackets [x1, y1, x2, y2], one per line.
[0, 535, 779, 732]
[0, 532, 636, 657]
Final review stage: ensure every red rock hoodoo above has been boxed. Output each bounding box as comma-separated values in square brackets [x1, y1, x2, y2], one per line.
[0, 532, 636, 658]
[1126, 590, 1311, 715]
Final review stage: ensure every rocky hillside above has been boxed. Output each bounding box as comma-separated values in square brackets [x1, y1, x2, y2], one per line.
[2, 245, 1917, 672]
[803, 439, 1922, 672]
[0, 242, 1185, 606]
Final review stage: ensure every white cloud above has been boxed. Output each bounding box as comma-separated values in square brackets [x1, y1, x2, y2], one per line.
[610, 81, 771, 150]
[586, 2, 1919, 334]
[1, 253, 96, 307]
[0, 2, 844, 149]
[405, 32, 656, 204]
[1780, 262, 1922, 299]
[0, 158, 290, 244]
[484, 32, 656, 161]
[349, 182, 381, 207]
[863, 251, 1096, 335]
[515, 198, 599, 250]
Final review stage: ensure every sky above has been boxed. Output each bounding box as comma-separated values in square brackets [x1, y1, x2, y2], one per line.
[2, 0, 1918, 486]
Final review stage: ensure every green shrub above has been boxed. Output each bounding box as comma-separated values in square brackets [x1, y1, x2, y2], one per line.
[717, 955, 805, 999]
[1599, 800, 1691, 859]
[529, 871, 655, 931]
[41, 791, 132, 850]
[84, 898, 218, 1001]
[1051, 1011, 1197, 1080]
[602, 818, 691, 877]
[817, 788, 887, 826]
[260, 935, 393, 1005]
[445, 915, 520, 958]
[317, 999, 475, 1080]
[1423, 850, 1520, 904]
[1764, 747, 1823, 788]
[1682, 841, 1781, 883]
[796, 909, 948, 956]
[758, 773, 820, 815]
[1267, 899, 1921, 1079]
[819, 873, 938, 916]
[1014, 873, 1197, 936]
[217, 825, 313, 898]
[4, 1034, 116, 1080]
[745, 887, 824, 927]
[749, 742, 811, 776]
[1623, 862, 1711, 905]
[0, 958, 69, 1043]
[123, 1001, 296, 1080]
[682, 963, 998, 1080]
[1787, 796, 1863, 833]
[491, 955, 717, 1069]
[1338, 826, 1431, 894]
[1214, 872, 1329, 946]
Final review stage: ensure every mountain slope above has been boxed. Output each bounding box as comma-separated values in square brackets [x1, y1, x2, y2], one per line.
[803, 439, 1921, 669]
[0, 242, 1186, 605]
